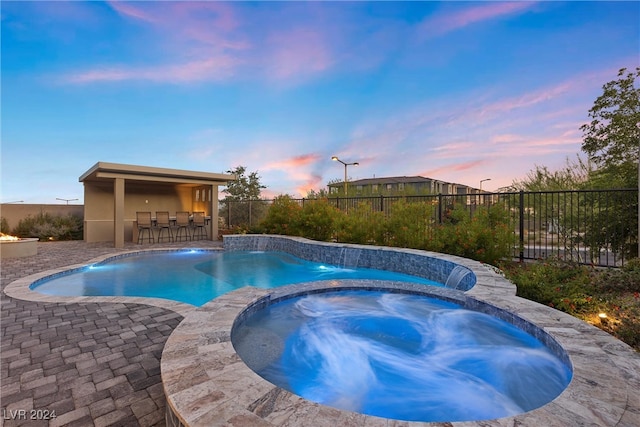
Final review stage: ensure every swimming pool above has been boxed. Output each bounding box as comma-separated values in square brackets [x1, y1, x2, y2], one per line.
[30, 250, 442, 306]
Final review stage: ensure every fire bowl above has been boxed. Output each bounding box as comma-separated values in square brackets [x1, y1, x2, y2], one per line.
[0, 238, 38, 259]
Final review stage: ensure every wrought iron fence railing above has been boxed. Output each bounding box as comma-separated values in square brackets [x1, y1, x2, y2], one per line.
[219, 189, 638, 267]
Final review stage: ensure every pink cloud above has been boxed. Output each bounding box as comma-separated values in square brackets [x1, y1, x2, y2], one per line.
[60, 1, 248, 84]
[474, 82, 572, 121]
[419, 2, 537, 39]
[65, 56, 240, 84]
[67, 3, 337, 85]
[108, 1, 239, 34]
[108, 1, 157, 24]
[295, 174, 325, 197]
[451, 159, 488, 172]
[419, 159, 489, 178]
[262, 28, 334, 80]
[429, 142, 477, 159]
[259, 153, 328, 197]
[108, 1, 249, 52]
[472, 66, 630, 125]
[263, 153, 323, 170]
[336, 65, 611, 191]
[164, 2, 248, 51]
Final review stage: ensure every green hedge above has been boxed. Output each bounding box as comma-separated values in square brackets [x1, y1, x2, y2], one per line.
[256, 198, 513, 265]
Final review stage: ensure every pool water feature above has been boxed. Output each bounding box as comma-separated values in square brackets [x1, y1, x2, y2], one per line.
[30, 250, 442, 306]
[232, 289, 572, 423]
[224, 235, 478, 291]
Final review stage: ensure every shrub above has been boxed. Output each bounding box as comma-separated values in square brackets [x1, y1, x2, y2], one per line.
[296, 199, 342, 241]
[335, 202, 385, 244]
[430, 204, 512, 265]
[12, 212, 83, 241]
[616, 315, 640, 350]
[592, 258, 640, 293]
[502, 259, 593, 313]
[502, 258, 640, 351]
[0, 217, 9, 234]
[258, 195, 302, 235]
[259, 199, 512, 265]
[385, 200, 434, 249]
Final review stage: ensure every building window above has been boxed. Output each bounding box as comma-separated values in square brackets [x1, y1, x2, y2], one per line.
[372, 184, 378, 193]
[356, 185, 363, 193]
[386, 184, 393, 191]
[399, 183, 405, 191]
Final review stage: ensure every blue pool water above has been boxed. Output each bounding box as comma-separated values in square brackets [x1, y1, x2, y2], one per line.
[233, 290, 572, 422]
[31, 250, 442, 306]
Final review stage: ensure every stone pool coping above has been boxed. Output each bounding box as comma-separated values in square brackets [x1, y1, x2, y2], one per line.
[162, 235, 640, 427]
[3, 247, 217, 317]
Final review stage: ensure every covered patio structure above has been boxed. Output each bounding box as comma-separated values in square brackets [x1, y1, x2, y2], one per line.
[79, 162, 235, 248]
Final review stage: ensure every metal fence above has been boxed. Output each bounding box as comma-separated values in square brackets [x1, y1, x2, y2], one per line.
[220, 189, 638, 267]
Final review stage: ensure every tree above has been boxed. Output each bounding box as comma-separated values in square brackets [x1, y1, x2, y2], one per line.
[581, 67, 639, 259]
[511, 155, 592, 191]
[222, 166, 266, 201]
[305, 188, 331, 199]
[580, 67, 640, 188]
[220, 166, 267, 230]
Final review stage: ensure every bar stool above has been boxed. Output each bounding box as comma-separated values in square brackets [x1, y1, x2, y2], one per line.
[136, 211, 154, 244]
[192, 211, 208, 240]
[174, 211, 191, 241]
[156, 211, 173, 243]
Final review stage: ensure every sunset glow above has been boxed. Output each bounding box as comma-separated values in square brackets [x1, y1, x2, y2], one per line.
[2, 1, 638, 202]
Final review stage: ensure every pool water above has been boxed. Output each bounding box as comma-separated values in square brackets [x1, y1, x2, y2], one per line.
[233, 291, 572, 422]
[31, 250, 442, 306]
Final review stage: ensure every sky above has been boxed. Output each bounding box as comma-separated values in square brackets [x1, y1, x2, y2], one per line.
[1, 1, 639, 203]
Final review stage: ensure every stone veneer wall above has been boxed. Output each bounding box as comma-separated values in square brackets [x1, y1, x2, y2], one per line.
[223, 234, 477, 291]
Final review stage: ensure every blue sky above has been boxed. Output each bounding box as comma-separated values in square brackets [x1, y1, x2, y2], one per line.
[2, 1, 639, 203]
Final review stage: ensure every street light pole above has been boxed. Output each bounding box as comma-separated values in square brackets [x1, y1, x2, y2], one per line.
[479, 178, 491, 205]
[56, 198, 78, 205]
[331, 156, 359, 196]
[479, 178, 491, 191]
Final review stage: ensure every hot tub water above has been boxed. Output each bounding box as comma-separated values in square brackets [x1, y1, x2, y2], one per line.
[233, 290, 572, 423]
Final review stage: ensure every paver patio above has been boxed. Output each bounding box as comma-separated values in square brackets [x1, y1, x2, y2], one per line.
[1, 240, 221, 427]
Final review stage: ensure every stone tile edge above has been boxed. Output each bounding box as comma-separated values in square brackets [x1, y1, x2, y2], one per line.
[2, 247, 223, 317]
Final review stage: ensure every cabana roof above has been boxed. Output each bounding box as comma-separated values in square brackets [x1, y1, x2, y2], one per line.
[79, 161, 235, 185]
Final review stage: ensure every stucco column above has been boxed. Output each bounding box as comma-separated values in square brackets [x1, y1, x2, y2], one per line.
[210, 185, 218, 240]
[114, 178, 125, 248]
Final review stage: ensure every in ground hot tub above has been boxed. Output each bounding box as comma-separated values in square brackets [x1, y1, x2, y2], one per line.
[231, 287, 572, 423]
